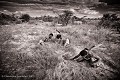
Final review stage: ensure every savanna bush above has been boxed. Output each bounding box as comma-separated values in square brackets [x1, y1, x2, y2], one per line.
[0, 13, 16, 25]
[98, 13, 120, 33]
[20, 14, 30, 22]
[42, 15, 54, 22]
[58, 10, 73, 26]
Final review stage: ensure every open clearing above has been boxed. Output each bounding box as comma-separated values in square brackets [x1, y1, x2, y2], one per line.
[0, 3, 120, 80]
[0, 18, 120, 80]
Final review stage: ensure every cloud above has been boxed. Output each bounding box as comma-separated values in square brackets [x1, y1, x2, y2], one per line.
[0, 0, 120, 4]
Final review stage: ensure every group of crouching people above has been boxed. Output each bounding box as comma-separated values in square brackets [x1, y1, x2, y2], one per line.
[39, 31, 99, 68]
[39, 32, 70, 46]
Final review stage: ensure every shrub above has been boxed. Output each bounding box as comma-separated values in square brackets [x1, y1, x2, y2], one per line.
[98, 13, 120, 33]
[0, 13, 19, 25]
[0, 13, 11, 20]
[58, 10, 73, 26]
[0, 13, 17, 25]
[42, 15, 54, 22]
[20, 14, 30, 22]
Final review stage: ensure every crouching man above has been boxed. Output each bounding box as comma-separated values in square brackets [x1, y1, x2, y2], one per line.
[44, 33, 54, 42]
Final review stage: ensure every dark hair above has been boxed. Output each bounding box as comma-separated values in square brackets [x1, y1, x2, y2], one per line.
[84, 48, 88, 50]
[56, 34, 62, 39]
[49, 33, 53, 36]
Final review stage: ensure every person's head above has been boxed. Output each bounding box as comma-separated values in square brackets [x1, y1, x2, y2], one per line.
[49, 33, 53, 39]
[56, 34, 62, 39]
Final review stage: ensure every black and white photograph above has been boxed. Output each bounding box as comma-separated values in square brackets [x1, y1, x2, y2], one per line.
[0, 0, 120, 80]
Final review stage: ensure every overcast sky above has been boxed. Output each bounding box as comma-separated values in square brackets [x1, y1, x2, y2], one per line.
[0, 0, 120, 4]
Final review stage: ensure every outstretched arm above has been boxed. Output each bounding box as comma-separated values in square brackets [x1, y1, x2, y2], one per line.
[56, 29, 60, 33]
[71, 53, 81, 60]
[88, 45, 95, 51]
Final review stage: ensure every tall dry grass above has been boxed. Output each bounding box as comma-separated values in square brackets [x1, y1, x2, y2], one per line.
[0, 16, 120, 80]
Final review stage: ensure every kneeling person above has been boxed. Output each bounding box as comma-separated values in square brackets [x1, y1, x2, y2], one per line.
[44, 33, 54, 42]
[71, 48, 99, 67]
